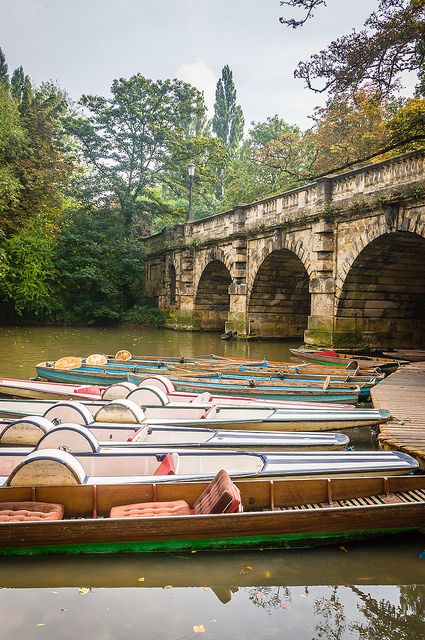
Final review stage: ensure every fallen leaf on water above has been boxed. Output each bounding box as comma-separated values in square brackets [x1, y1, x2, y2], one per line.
[136, 577, 145, 582]
[191, 550, 197, 554]
[338, 546, 349, 553]
[193, 624, 205, 634]
[240, 565, 253, 575]
[78, 587, 91, 595]
[264, 570, 271, 578]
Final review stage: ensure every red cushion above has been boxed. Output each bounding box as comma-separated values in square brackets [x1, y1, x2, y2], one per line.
[316, 350, 337, 356]
[74, 385, 102, 396]
[154, 453, 177, 476]
[110, 500, 192, 518]
[0, 501, 64, 522]
[193, 469, 241, 515]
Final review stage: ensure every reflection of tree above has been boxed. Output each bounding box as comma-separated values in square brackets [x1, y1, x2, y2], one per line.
[313, 587, 347, 640]
[248, 586, 294, 614]
[350, 586, 425, 639]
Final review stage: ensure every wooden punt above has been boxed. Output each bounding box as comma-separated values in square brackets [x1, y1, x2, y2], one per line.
[0, 474, 424, 555]
[382, 350, 425, 362]
[34, 362, 363, 399]
[0, 420, 350, 451]
[128, 373, 361, 404]
[0, 399, 390, 444]
[161, 370, 374, 400]
[0, 446, 417, 488]
[0, 376, 354, 410]
[290, 349, 407, 372]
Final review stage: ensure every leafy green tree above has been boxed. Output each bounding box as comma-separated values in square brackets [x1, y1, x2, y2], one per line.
[0, 85, 27, 232]
[212, 65, 245, 199]
[224, 116, 313, 205]
[68, 74, 223, 230]
[54, 207, 146, 324]
[0, 215, 57, 318]
[10, 66, 31, 105]
[0, 47, 9, 84]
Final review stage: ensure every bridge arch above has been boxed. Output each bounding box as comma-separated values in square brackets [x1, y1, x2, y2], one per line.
[336, 230, 425, 347]
[248, 249, 311, 338]
[194, 259, 232, 330]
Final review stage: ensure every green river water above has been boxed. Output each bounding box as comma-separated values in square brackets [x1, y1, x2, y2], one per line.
[0, 326, 423, 639]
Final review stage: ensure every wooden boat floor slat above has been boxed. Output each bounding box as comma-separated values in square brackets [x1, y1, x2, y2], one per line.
[276, 489, 425, 512]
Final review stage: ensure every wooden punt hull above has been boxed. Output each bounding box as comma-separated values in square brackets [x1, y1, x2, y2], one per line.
[0, 447, 417, 487]
[0, 377, 354, 410]
[0, 399, 389, 442]
[35, 364, 362, 402]
[128, 376, 361, 404]
[0, 475, 424, 555]
[290, 349, 406, 372]
[0, 420, 350, 450]
[0, 378, 101, 401]
[36, 365, 129, 386]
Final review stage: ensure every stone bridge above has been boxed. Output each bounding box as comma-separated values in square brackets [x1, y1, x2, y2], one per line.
[143, 150, 425, 348]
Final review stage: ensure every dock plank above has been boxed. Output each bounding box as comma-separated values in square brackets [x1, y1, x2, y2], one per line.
[372, 362, 425, 469]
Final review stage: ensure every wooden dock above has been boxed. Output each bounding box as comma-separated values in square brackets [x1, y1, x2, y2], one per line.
[372, 362, 425, 470]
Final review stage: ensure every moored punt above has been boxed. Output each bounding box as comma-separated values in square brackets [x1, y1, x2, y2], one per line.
[290, 349, 407, 372]
[160, 370, 374, 400]
[382, 349, 425, 362]
[0, 377, 102, 401]
[168, 362, 383, 385]
[0, 376, 356, 410]
[0, 446, 417, 487]
[0, 398, 390, 444]
[0, 420, 351, 451]
[0, 473, 424, 555]
[128, 373, 361, 404]
[35, 362, 363, 402]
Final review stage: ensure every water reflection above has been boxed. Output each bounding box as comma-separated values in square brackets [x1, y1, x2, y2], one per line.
[0, 325, 301, 379]
[0, 542, 424, 639]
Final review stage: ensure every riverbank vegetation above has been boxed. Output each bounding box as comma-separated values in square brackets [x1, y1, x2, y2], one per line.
[0, 0, 423, 325]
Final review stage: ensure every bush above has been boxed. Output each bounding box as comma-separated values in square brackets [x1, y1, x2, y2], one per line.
[124, 303, 165, 328]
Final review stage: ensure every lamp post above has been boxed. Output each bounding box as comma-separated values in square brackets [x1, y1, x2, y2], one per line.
[188, 161, 195, 222]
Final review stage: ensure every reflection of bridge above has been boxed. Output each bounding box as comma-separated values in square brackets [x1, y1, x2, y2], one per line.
[144, 150, 425, 348]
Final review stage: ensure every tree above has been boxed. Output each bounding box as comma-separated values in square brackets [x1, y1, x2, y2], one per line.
[224, 116, 312, 205]
[279, 1, 425, 98]
[309, 89, 398, 174]
[0, 47, 9, 84]
[0, 215, 57, 317]
[10, 66, 32, 104]
[0, 85, 27, 232]
[68, 74, 223, 230]
[212, 65, 245, 199]
[54, 207, 146, 324]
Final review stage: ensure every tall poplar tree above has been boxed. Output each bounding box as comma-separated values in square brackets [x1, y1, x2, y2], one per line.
[212, 65, 244, 200]
[0, 47, 9, 84]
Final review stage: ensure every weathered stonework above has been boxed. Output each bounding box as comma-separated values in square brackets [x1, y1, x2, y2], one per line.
[144, 151, 425, 348]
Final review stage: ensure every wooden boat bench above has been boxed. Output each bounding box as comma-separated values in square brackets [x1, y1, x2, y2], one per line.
[109, 469, 241, 519]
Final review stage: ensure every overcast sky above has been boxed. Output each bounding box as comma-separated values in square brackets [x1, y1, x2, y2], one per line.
[0, 0, 416, 130]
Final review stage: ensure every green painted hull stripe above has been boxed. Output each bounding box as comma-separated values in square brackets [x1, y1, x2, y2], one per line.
[0, 527, 415, 556]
